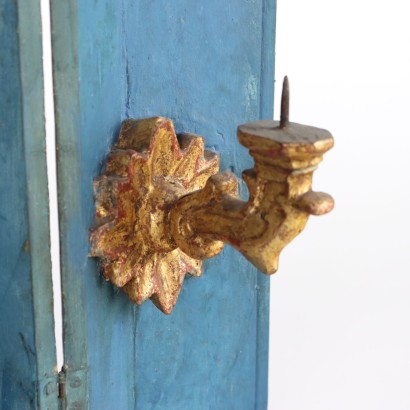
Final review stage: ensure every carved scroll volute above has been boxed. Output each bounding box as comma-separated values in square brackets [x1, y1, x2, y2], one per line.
[90, 78, 334, 314]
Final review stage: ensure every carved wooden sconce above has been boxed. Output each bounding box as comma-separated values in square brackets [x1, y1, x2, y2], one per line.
[90, 78, 334, 314]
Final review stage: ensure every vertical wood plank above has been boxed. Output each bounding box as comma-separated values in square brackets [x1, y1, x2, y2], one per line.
[50, 1, 130, 406]
[0, 0, 58, 407]
[49, 2, 89, 406]
[256, 3, 276, 408]
[51, 1, 275, 408]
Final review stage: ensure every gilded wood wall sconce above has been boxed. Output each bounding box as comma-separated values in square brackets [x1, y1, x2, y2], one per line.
[90, 78, 334, 314]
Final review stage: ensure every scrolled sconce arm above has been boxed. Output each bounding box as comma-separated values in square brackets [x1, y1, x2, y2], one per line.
[170, 80, 334, 273]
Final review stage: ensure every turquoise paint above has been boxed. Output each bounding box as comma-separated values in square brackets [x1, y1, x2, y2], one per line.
[0, 0, 58, 408]
[51, 0, 276, 408]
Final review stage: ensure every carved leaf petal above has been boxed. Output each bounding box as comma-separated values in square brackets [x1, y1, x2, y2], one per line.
[122, 254, 157, 304]
[174, 134, 220, 190]
[101, 252, 137, 287]
[147, 120, 182, 177]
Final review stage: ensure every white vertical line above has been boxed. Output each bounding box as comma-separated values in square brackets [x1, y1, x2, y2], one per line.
[40, 0, 64, 370]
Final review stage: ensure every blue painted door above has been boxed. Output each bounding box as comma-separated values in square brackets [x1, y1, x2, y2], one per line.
[0, 0, 58, 408]
[51, 1, 276, 408]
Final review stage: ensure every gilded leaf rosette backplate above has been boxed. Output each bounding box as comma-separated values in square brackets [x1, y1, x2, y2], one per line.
[90, 117, 219, 314]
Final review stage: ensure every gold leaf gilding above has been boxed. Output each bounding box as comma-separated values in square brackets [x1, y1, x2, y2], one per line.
[90, 117, 219, 314]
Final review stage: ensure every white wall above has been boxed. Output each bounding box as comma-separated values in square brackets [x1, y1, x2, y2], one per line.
[268, 1, 410, 409]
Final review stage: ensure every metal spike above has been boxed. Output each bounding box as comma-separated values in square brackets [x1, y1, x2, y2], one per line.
[280, 76, 289, 128]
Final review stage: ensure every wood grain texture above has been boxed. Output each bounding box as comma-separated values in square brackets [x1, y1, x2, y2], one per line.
[51, 0, 276, 408]
[0, 0, 58, 408]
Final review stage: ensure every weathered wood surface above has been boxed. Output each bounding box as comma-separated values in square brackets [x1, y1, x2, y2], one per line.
[51, 0, 276, 408]
[0, 0, 58, 408]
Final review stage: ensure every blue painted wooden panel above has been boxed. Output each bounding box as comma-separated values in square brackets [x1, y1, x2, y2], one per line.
[51, 1, 275, 408]
[0, 0, 58, 408]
